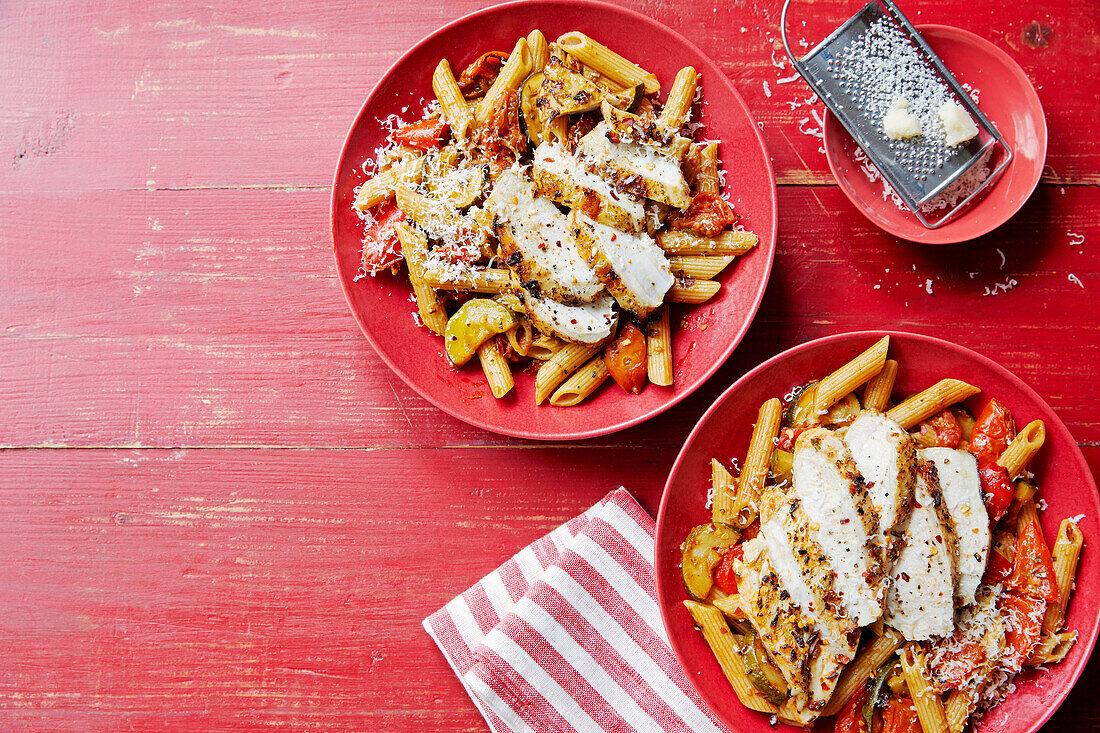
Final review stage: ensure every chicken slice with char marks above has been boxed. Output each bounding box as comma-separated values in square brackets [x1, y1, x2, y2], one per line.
[485, 169, 603, 306]
[843, 410, 917, 571]
[921, 447, 990, 607]
[791, 427, 886, 626]
[884, 457, 957, 640]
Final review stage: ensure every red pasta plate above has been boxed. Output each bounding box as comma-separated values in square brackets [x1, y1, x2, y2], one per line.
[655, 331, 1098, 732]
[330, 0, 776, 440]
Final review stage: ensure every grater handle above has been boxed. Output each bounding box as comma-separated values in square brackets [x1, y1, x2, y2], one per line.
[778, 0, 813, 82]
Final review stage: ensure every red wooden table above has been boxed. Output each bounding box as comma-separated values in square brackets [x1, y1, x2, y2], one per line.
[2, 1, 1097, 730]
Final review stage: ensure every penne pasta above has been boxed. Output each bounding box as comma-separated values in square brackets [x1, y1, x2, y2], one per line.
[886, 378, 981, 430]
[526, 29, 550, 72]
[670, 255, 735, 280]
[997, 419, 1045, 478]
[732, 398, 783, 528]
[710, 458, 738, 525]
[504, 317, 533, 357]
[1026, 630, 1078, 665]
[659, 66, 698, 130]
[556, 31, 660, 94]
[395, 222, 447, 335]
[421, 267, 511, 294]
[394, 185, 455, 234]
[862, 358, 898, 412]
[813, 336, 890, 414]
[667, 279, 720, 304]
[474, 37, 532, 126]
[657, 228, 758, 256]
[549, 355, 610, 406]
[1015, 499, 1041, 535]
[944, 690, 970, 733]
[478, 336, 514, 398]
[534, 343, 601, 405]
[900, 644, 949, 733]
[432, 59, 472, 139]
[528, 333, 565, 361]
[1043, 518, 1084, 633]
[354, 158, 419, 211]
[690, 142, 721, 195]
[646, 307, 673, 386]
[683, 601, 778, 714]
[821, 628, 903, 717]
[706, 587, 746, 620]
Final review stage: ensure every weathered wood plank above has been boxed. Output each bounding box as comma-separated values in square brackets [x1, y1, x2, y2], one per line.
[0, 447, 1095, 730]
[1, 185, 1096, 448]
[1, 0, 1096, 191]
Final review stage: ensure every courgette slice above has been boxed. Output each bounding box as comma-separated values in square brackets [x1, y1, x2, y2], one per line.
[769, 449, 793, 485]
[738, 633, 789, 705]
[862, 659, 895, 731]
[680, 523, 739, 600]
[518, 71, 547, 148]
[824, 392, 862, 427]
[784, 379, 819, 428]
[419, 153, 488, 210]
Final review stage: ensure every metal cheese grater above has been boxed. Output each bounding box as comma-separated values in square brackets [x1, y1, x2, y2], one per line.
[780, 0, 1012, 228]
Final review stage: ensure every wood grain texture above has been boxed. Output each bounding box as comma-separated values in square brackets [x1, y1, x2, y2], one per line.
[1, 186, 1096, 449]
[1, 0, 1097, 190]
[1, 0, 1098, 730]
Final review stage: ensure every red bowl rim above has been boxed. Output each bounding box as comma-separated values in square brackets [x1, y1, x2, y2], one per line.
[822, 24, 1048, 245]
[655, 329, 1098, 732]
[328, 0, 778, 440]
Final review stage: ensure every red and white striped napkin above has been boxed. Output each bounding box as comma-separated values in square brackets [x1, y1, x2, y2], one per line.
[423, 488, 729, 733]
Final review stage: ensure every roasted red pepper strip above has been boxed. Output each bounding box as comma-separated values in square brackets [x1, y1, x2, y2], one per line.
[916, 409, 963, 448]
[669, 193, 739, 238]
[1006, 520, 1060, 602]
[458, 51, 509, 99]
[712, 545, 743, 595]
[982, 534, 1015, 585]
[969, 398, 1016, 464]
[776, 427, 803, 453]
[835, 682, 868, 733]
[977, 461, 1015, 523]
[360, 202, 405, 274]
[603, 323, 648, 394]
[391, 118, 450, 150]
[881, 697, 921, 733]
[1000, 591, 1046, 669]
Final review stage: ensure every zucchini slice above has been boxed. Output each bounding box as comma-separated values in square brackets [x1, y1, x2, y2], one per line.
[518, 71, 547, 148]
[738, 633, 789, 705]
[680, 523, 739, 600]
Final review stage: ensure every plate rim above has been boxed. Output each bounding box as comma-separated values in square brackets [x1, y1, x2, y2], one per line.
[329, 0, 778, 440]
[655, 329, 1099, 732]
[822, 24, 1048, 245]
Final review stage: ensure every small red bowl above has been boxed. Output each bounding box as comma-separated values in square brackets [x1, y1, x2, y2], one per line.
[330, 0, 776, 440]
[655, 331, 1098, 733]
[823, 26, 1047, 244]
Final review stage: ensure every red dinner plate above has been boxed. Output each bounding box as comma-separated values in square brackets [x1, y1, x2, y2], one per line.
[823, 25, 1047, 244]
[331, 0, 776, 440]
[655, 331, 1098, 733]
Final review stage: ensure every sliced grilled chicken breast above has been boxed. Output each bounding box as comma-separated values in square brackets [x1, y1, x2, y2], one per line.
[531, 142, 645, 233]
[571, 213, 673, 318]
[843, 410, 917, 570]
[735, 536, 815, 714]
[577, 122, 692, 209]
[792, 428, 885, 626]
[884, 458, 956, 640]
[521, 289, 616, 344]
[760, 488, 859, 710]
[485, 169, 603, 305]
[921, 447, 990, 607]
